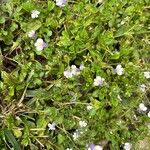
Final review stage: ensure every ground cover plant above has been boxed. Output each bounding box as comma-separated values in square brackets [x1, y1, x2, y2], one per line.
[0, 0, 150, 149]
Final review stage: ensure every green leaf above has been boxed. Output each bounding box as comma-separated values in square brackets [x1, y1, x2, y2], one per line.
[57, 134, 65, 144]
[46, 18, 58, 28]
[36, 115, 47, 128]
[10, 23, 18, 32]
[21, 128, 30, 146]
[22, 2, 35, 11]
[21, 20, 42, 32]
[111, 98, 118, 107]
[10, 41, 20, 51]
[125, 6, 135, 14]
[110, 52, 120, 60]
[120, 48, 133, 56]
[0, 16, 5, 24]
[4, 129, 21, 150]
[0, 32, 14, 45]
[47, 1, 55, 11]
[12, 129, 22, 138]
[1, 71, 16, 86]
[58, 31, 72, 47]
[8, 86, 14, 96]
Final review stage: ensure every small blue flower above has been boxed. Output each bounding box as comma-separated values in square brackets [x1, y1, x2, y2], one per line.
[88, 144, 95, 150]
[34, 38, 47, 51]
[114, 68, 117, 73]
[48, 123, 56, 131]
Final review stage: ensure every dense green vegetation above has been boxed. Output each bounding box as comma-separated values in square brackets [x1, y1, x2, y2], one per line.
[0, 0, 150, 149]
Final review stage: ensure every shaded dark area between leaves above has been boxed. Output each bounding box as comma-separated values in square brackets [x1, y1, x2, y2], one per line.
[34, 55, 47, 64]
[2, 57, 18, 72]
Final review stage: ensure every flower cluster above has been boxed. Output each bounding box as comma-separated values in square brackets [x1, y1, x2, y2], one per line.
[138, 103, 150, 117]
[1, 0, 150, 149]
[28, 33, 46, 51]
[29, 5, 149, 150]
[79, 120, 87, 128]
[28, 11, 47, 51]
[64, 65, 84, 78]
[72, 129, 80, 140]
[93, 76, 105, 86]
[139, 103, 147, 112]
[72, 120, 88, 141]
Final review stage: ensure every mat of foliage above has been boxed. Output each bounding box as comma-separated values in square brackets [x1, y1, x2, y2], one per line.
[0, 0, 150, 149]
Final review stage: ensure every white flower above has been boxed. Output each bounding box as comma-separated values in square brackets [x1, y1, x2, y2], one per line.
[120, 20, 125, 25]
[115, 64, 124, 75]
[79, 120, 87, 128]
[148, 111, 150, 118]
[34, 38, 47, 51]
[89, 27, 93, 30]
[64, 69, 73, 78]
[93, 76, 105, 86]
[94, 145, 103, 150]
[64, 65, 80, 78]
[73, 130, 79, 140]
[139, 103, 147, 112]
[139, 84, 146, 92]
[144, 71, 150, 79]
[31, 10, 40, 18]
[66, 148, 72, 150]
[79, 64, 85, 70]
[71, 65, 80, 75]
[28, 30, 35, 38]
[97, 0, 103, 4]
[48, 123, 56, 131]
[87, 105, 93, 111]
[123, 143, 132, 150]
[56, 0, 67, 7]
